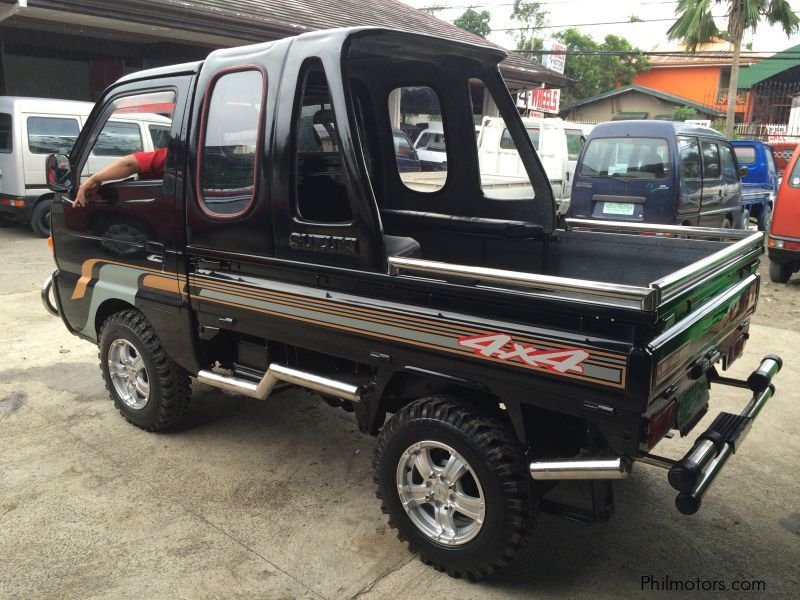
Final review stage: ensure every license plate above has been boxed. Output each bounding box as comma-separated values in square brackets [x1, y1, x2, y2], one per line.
[603, 202, 635, 216]
[677, 376, 709, 433]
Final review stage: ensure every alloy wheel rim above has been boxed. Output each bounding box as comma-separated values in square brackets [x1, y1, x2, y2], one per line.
[108, 339, 150, 409]
[396, 440, 485, 546]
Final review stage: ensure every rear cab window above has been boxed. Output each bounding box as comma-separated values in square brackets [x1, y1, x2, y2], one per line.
[733, 145, 756, 164]
[1, 113, 13, 153]
[388, 86, 447, 193]
[27, 116, 80, 154]
[566, 129, 585, 161]
[580, 137, 669, 179]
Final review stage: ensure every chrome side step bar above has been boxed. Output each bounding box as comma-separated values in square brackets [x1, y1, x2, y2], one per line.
[197, 363, 363, 403]
[530, 457, 630, 480]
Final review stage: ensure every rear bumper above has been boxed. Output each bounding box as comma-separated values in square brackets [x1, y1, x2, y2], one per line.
[529, 355, 782, 515]
[768, 246, 800, 264]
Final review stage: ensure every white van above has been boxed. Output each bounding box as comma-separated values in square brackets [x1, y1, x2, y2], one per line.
[0, 97, 171, 236]
[412, 122, 447, 171]
[476, 117, 587, 214]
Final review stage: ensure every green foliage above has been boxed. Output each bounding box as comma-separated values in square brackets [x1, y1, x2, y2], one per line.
[710, 118, 726, 134]
[454, 7, 492, 38]
[554, 28, 650, 104]
[668, 0, 799, 51]
[671, 106, 698, 121]
[511, 0, 548, 52]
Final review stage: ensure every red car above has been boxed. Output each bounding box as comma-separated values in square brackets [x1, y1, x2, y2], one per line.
[768, 144, 800, 282]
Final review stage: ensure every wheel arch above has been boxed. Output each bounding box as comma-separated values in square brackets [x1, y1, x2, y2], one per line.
[95, 298, 137, 337]
[369, 368, 528, 444]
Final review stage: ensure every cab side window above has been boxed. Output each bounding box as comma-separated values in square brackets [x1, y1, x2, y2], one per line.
[198, 69, 264, 218]
[294, 60, 352, 222]
[81, 90, 175, 180]
[701, 141, 720, 178]
[27, 117, 80, 155]
[720, 144, 737, 180]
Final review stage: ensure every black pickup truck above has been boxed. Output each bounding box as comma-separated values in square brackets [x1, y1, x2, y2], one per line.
[42, 28, 781, 580]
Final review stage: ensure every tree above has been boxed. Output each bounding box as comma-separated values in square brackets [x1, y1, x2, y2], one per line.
[511, 0, 549, 52]
[671, 106, 698, 121]
[668, 0, 799, 138]
[554, 29, 650, 104]
[454, 7, 492, 38]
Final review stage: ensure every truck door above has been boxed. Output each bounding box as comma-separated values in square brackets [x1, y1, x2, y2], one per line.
[52, 76, 193, 341]
[698, 139, 725, 227]
[677, 135, 702, 225]
[720, 142, 743, 227]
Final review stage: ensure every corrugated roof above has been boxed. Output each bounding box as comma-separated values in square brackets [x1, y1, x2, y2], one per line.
[561, 84, 725, 117]
[737, 43, 800, 88]
[6, 0, 569, 87]
[649, 52, 761, 67]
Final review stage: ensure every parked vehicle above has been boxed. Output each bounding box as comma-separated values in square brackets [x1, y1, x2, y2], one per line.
[43, 28, 781, 580]
[412, 121, 447, 171]
[392, 128, 421, 172]
[476, 116, 585, 215]
[767, 143, 800, 283]
[770, 141, 797, 177]
[0, 96, 170, 236]
[570, 120, 747, 229]
[731, 140, 778, 230]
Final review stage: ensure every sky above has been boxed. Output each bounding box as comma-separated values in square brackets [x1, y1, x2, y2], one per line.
[400, 0, 800, 53]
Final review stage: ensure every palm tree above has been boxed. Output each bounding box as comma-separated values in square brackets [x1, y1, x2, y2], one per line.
[668, 0, 799, 137]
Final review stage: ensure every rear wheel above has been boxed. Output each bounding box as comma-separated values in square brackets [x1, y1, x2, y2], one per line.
[30, 199, 51, 238]
[99, 309, 191, 431]
[374, 396, 534, 580]
[769, 260, 793, 284]
[739, 209, 750, 230]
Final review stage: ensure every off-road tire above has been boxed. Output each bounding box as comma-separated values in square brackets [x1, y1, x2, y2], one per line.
[99, 309, 191, 431]
[30, 199, 51, 238]
[373, 396, 535, 580]
[769, 260, 793, 284]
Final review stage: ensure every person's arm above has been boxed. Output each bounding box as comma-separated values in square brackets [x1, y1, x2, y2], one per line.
[74, 154, 142, 206]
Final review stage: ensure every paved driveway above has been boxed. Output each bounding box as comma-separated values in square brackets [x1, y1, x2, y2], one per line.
[1, 226, 798, 598]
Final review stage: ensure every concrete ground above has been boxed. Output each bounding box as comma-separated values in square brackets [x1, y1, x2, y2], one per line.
[1, 225, 799, 599]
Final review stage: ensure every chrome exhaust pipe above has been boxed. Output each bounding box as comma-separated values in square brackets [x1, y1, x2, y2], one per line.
[530, 457, 630, 480]
[197, 363, 363, 403]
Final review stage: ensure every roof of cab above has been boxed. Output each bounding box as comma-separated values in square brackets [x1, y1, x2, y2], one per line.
[115, 27, 507, 87]
[0, 96, 95, 113]
[588, 119, 726, 140]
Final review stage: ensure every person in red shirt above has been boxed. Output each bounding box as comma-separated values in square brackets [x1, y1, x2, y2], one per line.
[74, 147, 167, 206]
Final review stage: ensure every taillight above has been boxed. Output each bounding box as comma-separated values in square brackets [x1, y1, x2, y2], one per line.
[648, 400, 677, 448]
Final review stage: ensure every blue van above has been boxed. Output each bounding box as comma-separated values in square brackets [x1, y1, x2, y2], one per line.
[570, 120, 746, 228]
[731, 139, 778, 230]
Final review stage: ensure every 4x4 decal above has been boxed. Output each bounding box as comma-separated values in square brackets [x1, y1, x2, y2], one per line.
[459, 333, 590, 374]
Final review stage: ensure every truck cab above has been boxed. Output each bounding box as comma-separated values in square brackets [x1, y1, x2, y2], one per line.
[43, 28, 782, 580]
[731, 139, 779, 230]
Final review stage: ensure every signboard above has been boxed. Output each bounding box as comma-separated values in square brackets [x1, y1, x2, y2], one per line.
[541, 39, 567, 74]
[685, 119, 711, 127]
[516, 88, 561, 114]
[766, 124, 788, 142]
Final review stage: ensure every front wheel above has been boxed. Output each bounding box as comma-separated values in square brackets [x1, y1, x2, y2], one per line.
[373, 397, 534, 579]
[30, 199, 52, 238]
[757, 205, 772, 232]
[99, 309, 191, 431]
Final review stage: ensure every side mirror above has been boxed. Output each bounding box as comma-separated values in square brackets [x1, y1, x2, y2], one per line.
[739, 165, 749, 179]
[46, 153, 73, 192]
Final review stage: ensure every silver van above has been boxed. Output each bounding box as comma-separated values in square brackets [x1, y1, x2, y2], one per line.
[0, 97, 170, 236]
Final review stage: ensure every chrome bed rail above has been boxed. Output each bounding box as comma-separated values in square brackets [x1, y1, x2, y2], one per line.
[387, 220, 764, 312]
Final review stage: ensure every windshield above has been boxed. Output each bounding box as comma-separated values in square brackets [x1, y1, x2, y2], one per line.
[580, 136, 669, 179]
